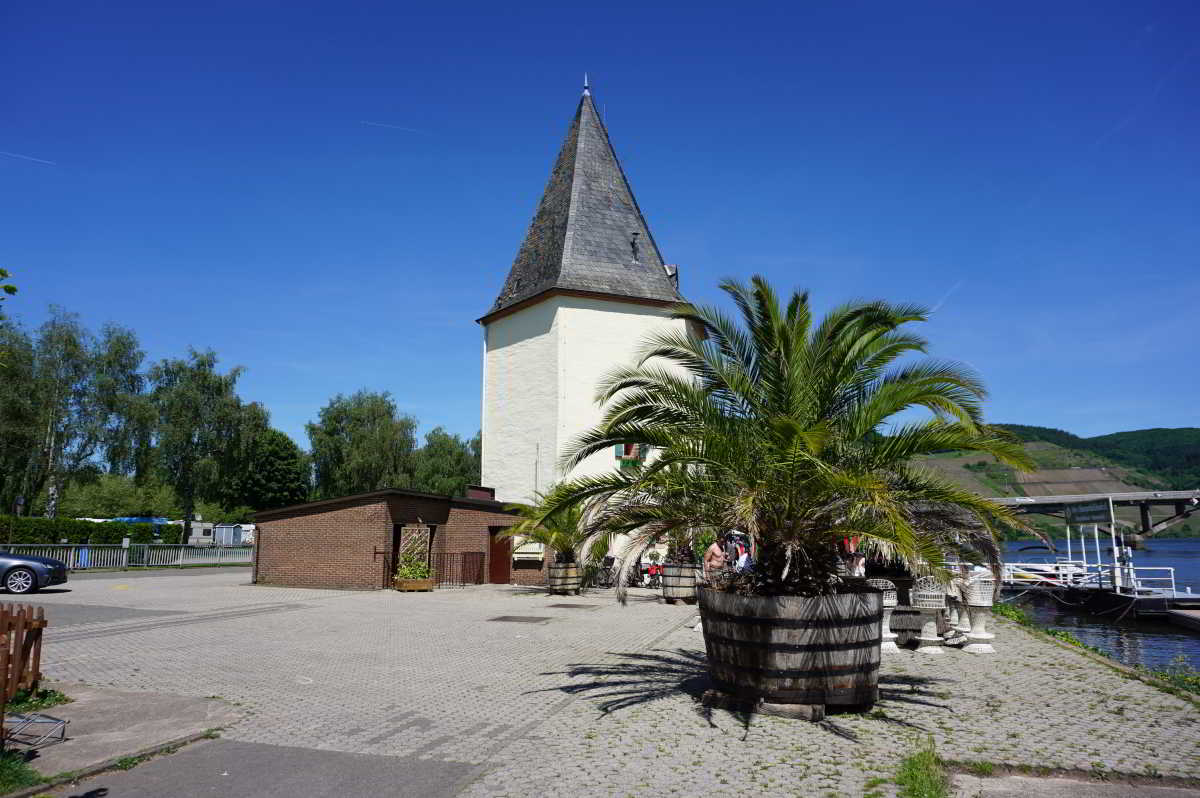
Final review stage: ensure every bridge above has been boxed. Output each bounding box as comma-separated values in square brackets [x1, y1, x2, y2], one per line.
[991, 489, 1200, 540]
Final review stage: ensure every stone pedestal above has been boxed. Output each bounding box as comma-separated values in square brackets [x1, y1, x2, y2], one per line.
[880, 606, 899, 653]
[954, 600, 971, 634]
[963, 605, 995, 654]
[914, 610, 945, 654]
[945, 603, 960, 633]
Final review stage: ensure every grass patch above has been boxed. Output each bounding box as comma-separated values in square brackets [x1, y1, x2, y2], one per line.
[111, 755, 148, 770]
[7, 687, 71, 715]
[896, 737, 950, 798]
[965, 760, 995, 776]
[0, 751, 45, 793]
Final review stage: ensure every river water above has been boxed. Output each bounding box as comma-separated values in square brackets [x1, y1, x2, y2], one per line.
[1001, 537, 1199, 670]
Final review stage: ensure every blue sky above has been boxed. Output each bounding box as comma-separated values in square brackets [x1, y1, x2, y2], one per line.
[3, 1, 1197, 446]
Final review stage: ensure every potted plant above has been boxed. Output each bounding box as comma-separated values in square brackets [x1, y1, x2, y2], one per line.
[546, 276, 1030, 716]
[497, 494, 602, 595]
[661, 533, 699, 604]
[394, 552, 434, 592]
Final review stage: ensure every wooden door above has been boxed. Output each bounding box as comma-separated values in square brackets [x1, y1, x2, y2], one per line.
[489, 531, 512, 584]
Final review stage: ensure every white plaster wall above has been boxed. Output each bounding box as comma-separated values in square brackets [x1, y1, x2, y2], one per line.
[481, 298, 562, 504]
[482, 294, 687, 509]
[556, 297, 689, 482]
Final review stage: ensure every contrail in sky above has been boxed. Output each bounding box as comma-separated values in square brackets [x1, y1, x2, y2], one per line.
[360, 120, 424, 133]
[932, 279, 965, 312]
[0, 150, 56, 165]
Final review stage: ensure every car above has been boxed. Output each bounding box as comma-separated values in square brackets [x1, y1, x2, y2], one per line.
[0, 554, 69, 594]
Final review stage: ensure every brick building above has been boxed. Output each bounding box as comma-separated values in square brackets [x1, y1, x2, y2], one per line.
[253, 486, 547, 590]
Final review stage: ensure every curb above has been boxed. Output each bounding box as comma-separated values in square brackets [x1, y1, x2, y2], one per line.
[3, 729, 218, 798]
[947, 763, 1200, 790]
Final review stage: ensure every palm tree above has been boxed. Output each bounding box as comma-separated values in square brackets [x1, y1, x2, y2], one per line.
[497, 492, 599, 565]
[545, 275, 1032, 600]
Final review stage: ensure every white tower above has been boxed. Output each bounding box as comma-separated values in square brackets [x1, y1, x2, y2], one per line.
[479, 85, 686, 504]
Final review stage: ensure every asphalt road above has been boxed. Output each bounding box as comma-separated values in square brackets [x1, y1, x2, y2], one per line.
[0, 599, 184, 627]
[49, 739, 482, 798]
[68, 565, 252, 581]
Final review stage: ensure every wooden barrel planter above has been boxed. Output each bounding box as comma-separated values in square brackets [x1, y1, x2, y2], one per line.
[548, 562, 581, 595]
[661, 562, 697, 604]
[697, 587, 882, 709]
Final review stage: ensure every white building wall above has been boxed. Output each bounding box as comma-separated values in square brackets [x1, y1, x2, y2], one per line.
[556, 297, 688, 482]
[482, 294, 687, 506]
[481, 298, 562, 504]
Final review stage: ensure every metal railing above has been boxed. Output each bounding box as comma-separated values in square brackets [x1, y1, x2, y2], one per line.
[1109, 565, 1176, 597]
[1002, 560, 1176, 597]
[129, 544, 253, 568]
[431, 552, 485, 588]
[0, 544, 253, 570]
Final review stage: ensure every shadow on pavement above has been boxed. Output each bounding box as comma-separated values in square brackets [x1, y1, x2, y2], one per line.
[534, 647, 955, 741]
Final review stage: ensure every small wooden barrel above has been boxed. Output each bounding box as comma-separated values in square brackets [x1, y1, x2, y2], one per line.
[662, 562, 697, 604]
[548, 563, 581, 595]
[698, 587, 881, 707]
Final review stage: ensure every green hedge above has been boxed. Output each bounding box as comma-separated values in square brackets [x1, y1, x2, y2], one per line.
[0, 516, 164, 545]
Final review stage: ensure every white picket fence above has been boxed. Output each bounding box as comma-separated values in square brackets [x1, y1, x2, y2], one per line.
[0, 544, 254, 570]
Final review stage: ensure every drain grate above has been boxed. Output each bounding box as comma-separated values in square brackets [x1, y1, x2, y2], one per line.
[487, 616, 552, 624]
[547, 604, 600, 609]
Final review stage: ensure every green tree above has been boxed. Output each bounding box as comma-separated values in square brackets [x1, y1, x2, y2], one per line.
[222, 427, 310, 510]
[546, 276, 1032, 599]
[0, 267, 15, 318]
[30, 313, 148, 518]
[410, 427, 480, 496]
[53, 473, 180, 519]
[0, 322, 39, 513]
[306, 391, 416, 498]
[149, 349, 244, 541]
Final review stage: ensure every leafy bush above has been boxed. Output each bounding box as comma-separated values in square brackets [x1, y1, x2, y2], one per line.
[1148, 655, 1200, 695]
[394, 552, 430, 580]
[0, 516, 159, 545]
[991, 602, 1031, 625]
[7, 687, 70, 714]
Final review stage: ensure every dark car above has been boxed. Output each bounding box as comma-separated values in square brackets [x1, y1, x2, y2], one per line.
[0, 554, 69, 594]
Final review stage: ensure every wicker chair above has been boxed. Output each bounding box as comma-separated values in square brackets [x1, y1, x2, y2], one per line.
[963, 572, 998, 654]
[964, 573, 997, 607]
[910, 576, 946, 610]
[909, 577, 947, 653]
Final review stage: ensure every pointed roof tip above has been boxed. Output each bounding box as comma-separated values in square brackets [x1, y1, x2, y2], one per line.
[481, 82, 684, 322]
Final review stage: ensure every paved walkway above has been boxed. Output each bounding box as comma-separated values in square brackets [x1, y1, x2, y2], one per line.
[462, 619, 1200, 797]
[24, 571, 1200, 797]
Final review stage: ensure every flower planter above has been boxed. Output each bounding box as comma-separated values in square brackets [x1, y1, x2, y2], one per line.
[548, 563, 581, 595]
[697, 587, 881, 711]
[661, 562, 697, 604]
[395, 578, 434, 592]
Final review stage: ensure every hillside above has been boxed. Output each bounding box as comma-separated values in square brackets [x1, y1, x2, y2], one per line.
[914, 425, 1200, 538]
[998, 425, 1200, 490]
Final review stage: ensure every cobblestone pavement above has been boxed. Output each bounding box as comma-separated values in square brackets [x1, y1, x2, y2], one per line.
[460, 618, 1200, 798]
[37, 571, 691, 766]
[33, 572, 1200, 797]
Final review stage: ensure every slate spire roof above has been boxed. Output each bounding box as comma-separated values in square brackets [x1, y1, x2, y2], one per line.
[483, 88, 683, 321]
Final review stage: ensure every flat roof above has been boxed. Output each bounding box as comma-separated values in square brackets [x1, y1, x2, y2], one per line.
[254, 487, 514, 520]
